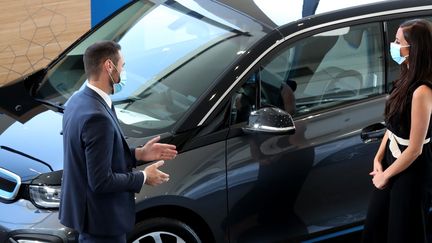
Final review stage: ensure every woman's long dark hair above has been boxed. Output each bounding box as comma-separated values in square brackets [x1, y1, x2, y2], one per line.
[385, 19, 432, 124]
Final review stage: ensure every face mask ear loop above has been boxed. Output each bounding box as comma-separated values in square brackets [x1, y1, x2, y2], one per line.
[400, 44, 410, 58]
[402, 45, 410, 65]
[109, 60, 120, 84]
[105, 60, 116, 94]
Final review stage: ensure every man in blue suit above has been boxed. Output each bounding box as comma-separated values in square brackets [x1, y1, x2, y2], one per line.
[59, 41, 178, 243]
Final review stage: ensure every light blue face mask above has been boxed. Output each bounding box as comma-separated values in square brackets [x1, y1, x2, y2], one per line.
[108, 62, 127, 94]
[390, 42, 410, 65]
[113, 70, 127, 94]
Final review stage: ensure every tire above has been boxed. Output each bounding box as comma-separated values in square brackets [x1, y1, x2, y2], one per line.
[128, 217, 202, 243]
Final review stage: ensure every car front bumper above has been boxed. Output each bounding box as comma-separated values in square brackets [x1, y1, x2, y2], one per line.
[0, 199, 77, 243]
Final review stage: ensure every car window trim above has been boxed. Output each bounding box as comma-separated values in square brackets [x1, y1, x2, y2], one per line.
[198, 5, 432, 126]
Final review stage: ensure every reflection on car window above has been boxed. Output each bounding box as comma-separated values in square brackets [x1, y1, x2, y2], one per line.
[118, 4, 228, 86]
[259, 23, 384, 116]
[35, 0, 266, 137]
[231, 71, 258, 124]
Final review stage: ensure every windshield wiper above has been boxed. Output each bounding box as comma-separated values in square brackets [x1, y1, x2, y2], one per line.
[34, 98, 64, 112]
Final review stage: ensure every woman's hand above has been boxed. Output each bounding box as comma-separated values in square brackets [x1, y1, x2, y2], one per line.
[370, 170, 389, 189]
[369, 158, 383, 176]
[369, 158, 388, 189]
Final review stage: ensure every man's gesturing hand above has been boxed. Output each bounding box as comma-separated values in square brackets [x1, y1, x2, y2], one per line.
[144, 160, 170, 186]
[136, 136, 177, 162]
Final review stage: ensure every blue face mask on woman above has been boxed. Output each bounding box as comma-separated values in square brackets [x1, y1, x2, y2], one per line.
[390, 42, 410, 65]
[108, 61, 127, 94]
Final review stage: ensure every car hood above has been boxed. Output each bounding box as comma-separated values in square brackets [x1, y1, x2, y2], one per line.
[0, 110, 63, 181]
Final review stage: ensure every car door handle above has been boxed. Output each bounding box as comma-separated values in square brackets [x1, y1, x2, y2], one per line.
[361, 122, 386, 143]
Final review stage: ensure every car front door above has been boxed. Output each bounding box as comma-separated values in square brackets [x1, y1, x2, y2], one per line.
[226, 22, 386, 242]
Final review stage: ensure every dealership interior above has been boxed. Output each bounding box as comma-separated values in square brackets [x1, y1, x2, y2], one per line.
[0, 0, 129, 86]
[2, 1, 432, 243]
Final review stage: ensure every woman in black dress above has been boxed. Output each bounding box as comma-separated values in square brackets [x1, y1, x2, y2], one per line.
[362, 19, 432, 243]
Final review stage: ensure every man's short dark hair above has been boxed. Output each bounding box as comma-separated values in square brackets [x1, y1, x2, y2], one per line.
[83, 41, 121, 78]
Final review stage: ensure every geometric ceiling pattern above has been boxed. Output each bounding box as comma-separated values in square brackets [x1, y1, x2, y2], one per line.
[0, 0, 89, 86]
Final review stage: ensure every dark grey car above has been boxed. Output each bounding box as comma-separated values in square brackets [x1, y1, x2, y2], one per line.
[0, 0, 431, 242]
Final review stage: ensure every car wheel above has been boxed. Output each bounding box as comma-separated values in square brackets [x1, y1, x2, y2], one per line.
[129, 217, 202, 243]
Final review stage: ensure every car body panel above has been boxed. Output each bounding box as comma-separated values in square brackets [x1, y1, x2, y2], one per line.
[226, 96, 386, 242]
[134, 139, 228, 242]
[0, 110, 63, 176]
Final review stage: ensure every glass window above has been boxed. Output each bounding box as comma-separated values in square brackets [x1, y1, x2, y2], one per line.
[230, 71, 259, 125]
[259, 23, 384, 116]
[34, 0, 266, 137]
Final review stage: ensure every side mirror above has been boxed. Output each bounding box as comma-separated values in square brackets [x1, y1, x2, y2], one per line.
[243, 107, 295, 134]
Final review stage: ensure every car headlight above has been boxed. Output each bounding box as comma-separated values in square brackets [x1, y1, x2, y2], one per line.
[29, 185, 61, 209]
[27, 170, 62, 209]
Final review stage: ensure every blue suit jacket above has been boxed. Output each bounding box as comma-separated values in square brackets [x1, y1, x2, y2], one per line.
[59, 86, 144, 236]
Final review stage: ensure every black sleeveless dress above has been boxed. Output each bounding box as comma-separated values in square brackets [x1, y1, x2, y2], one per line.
[362, 81, 432, 243]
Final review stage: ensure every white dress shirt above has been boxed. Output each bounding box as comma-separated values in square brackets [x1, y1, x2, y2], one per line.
[87, 82, 112, 108]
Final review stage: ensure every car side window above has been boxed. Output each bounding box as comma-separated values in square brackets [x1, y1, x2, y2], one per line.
[230, 72, 259, 125]
[259, 23, 384, 116]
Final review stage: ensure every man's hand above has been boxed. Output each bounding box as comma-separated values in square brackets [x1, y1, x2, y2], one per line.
[144, 160, 170, 186]
[136, 136, 177, 162]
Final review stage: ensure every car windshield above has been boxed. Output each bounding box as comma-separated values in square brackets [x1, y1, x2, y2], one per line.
[34, 0, 266, 137]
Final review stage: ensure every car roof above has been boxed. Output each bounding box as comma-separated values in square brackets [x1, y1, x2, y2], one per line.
[214, 0, 392, 28]
[273, 0, 432, 37]
[211, 0, 432, 31]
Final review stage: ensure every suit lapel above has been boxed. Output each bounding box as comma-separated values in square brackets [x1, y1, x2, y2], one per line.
[83, 87, 131, 152]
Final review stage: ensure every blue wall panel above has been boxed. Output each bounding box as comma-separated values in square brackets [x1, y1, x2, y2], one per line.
[91, 0, 132, 27]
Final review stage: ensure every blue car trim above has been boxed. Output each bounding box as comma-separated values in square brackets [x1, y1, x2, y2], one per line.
[302, 225, 364, 243]
[0, 167, 21, 200]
